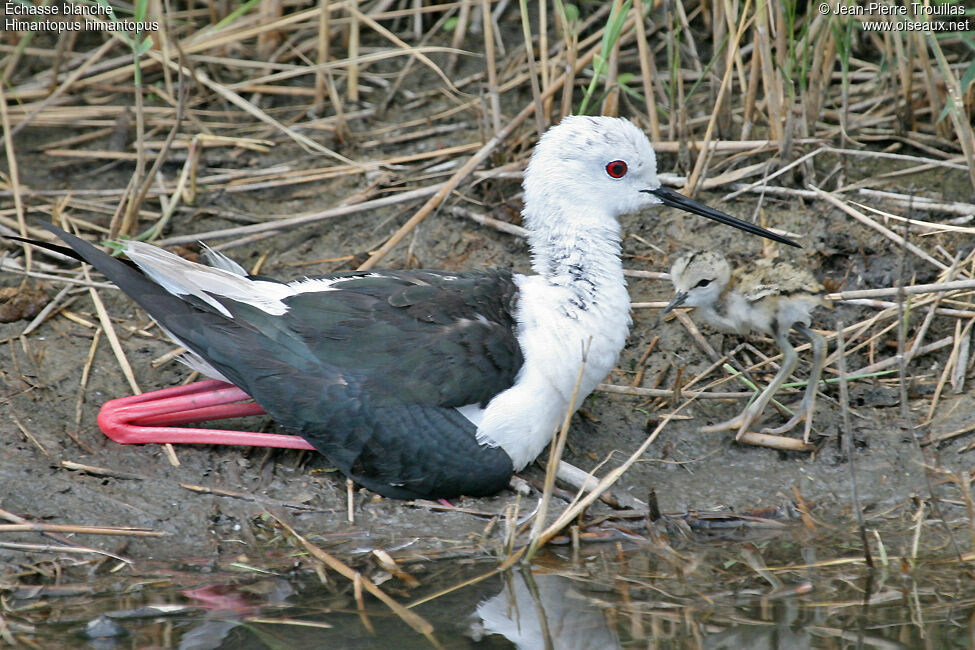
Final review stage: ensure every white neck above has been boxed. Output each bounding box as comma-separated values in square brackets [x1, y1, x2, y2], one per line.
[525, 202, 625, 308]
[470, 201, 631, 470]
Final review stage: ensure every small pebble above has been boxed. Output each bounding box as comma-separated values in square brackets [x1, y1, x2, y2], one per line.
[83, 616, 127, 639]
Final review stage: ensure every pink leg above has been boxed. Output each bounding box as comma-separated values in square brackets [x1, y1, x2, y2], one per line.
[97, 380, 315, 450]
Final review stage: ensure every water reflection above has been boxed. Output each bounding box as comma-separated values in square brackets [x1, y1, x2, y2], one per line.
[701, 600, 812, 650]
[9, 535, 975, 648]
[473, 570, 621, 649]
[177, 582, 293, 650]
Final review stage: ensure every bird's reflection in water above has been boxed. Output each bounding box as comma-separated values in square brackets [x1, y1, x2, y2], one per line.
[472, 570, 621, 650]
[702, 598, 813, 650]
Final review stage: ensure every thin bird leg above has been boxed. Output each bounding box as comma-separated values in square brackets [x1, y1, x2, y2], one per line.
[761, 325, 826, 442]
[700, 332, 799, 439]
[97, 380, 315, 450]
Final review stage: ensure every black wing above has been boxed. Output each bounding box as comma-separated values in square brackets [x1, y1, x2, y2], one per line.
[21, 225, 521, 499]
[279, 269, 524, 407]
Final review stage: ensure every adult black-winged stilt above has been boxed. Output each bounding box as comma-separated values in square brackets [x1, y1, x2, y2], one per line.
[13, 116, 797, 499]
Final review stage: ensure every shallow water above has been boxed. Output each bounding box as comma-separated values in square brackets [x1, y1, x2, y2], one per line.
[13, 519, 974, 650]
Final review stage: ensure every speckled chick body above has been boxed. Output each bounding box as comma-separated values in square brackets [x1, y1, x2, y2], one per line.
[669, 252, 830, 339]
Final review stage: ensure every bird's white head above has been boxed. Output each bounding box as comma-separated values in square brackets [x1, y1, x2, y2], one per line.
[522, 116, 800, 247]
[522, 116, 661, 227]
[666, 250, 731, 312]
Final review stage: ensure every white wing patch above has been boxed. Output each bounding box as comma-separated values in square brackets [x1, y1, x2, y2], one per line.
[199, 243, 248, 276]
[285, 273, 388, 295]
[122, 241, 294, 317]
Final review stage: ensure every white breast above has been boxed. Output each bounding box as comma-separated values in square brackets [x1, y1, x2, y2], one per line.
[469, 274, 631, 470]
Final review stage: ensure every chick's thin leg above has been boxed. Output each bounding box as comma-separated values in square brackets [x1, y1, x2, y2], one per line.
[761, 326, 826, 442]
[701, 333, 799, 439]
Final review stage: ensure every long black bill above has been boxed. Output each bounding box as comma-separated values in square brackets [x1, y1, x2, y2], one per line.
[643, 186, 799, 248]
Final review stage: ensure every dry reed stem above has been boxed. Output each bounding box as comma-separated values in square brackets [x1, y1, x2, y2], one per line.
[83, 265, 177, 467]
[557, 12, 577, 121]
[273, 515, 438, 645]
[0, 506, 134, 563]
[827, 280, 975, 301]
[924, 318, 963, 426]
[950, 318, 973, 394]
[151, 345, 188, 368]
[0, 540, 132, 561]
[517, 0, 545, 136]
[682, 0, 751, 195]
[346, 1, 360, 103]
[810, 185, 948, 271]
[481, 0, 502, 134]
[20, 282, 71, 336]
[0, 82, 29, 274]
[597, 383, 751, 400]
[346, 478, 355, 525]
[358, 25, 614, 271]
[856, 190, 975, 218]
[632, 0, 659, 138]
[600, 0, 623, 118]
[119, 46, 147, 238]
[753, 1, 780, 142]
[736, 431, 812, 451]
[0, 522, 162, 535]
[75, 327, 102, 427]
[353, 572, 375, 634]
[825, 147, 970, 172]
[538, 0, 549, 94]
[447, 0, 472, 74]
[923, 31, 975, 191]
[928, 422, 975, 447]
[527, 342, 589, 559]
[10, 412, 47, 456]
[84, 270, 140, 396]
[314, 0, 330, 106]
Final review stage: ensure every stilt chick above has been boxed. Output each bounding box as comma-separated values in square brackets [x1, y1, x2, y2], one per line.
[666, 251, 831, 443]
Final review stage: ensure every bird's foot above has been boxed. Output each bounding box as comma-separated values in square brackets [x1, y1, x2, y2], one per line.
[760, 401, 815, 443]
[761, 412, 804, 437]
[700, 411, 761, 439]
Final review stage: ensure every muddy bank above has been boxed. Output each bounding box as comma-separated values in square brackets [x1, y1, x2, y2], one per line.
[1, 152, 971, 564]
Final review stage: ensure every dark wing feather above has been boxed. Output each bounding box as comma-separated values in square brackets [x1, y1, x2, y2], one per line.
[236, 354, 513, 498]
[26, 224, 519, 499]
[277, 270, 523, 407]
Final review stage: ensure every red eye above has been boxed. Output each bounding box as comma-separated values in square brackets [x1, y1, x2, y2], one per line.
[606, 160, 627, 178]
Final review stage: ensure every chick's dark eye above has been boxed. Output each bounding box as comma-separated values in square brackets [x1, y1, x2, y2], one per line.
[695, 278, 712, 288]
[605, 160, 627, 178]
